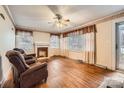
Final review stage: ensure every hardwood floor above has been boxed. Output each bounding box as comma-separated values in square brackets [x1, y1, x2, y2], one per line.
[3, 57, 123, 88]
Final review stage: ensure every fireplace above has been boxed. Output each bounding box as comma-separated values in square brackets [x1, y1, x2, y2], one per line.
[34, 42, 49, 58]
[37, 47, 48, 58]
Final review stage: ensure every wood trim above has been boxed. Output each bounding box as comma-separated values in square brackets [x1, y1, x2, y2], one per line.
[16, 29, 33, 35]
[94, 31, 97, 64]
[16, 28, 33, 32]
[15, 26, 53, 34]
[63, 25, 96, 37]
[50, 33, 61, 37]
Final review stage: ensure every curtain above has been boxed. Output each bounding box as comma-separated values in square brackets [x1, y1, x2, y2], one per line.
[16, 29, 34, 53]
[65, 32, 95, 63]
[62, 24, 96, 64]
[63, 25, 96, 37]
[60, 36, 69, 56]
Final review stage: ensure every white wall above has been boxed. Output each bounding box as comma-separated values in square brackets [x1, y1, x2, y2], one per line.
[0, 6, 15, 82]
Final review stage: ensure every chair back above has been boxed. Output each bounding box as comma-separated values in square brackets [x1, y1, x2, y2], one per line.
[13, 48, 25, 54]
[6, 50, 29, 74]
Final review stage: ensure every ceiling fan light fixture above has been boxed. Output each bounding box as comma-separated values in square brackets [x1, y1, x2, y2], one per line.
[56, 22, 63, 28]
[49, 14, 70, 28]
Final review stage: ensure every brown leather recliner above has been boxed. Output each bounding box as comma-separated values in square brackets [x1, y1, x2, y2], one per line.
[13, 48, 36, 65]
[6, 50, 48, 88]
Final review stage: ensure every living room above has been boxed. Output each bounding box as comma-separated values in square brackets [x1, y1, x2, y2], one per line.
[1, 5, 124, 88]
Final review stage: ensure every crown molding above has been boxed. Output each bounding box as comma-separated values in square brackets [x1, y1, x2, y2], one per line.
[5, 6, 124, 34]
[15, 25, 53, 34]
[2, 5, 15, 26]
[63, 9, 124, 33]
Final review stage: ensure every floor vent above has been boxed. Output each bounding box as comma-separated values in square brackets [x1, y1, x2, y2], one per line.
[76, 59, 83, 63]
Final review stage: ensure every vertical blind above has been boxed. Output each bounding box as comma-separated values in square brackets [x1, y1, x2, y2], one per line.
[16, 29, 34, 53]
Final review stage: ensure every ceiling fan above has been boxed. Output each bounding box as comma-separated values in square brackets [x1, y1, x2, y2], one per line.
[48, 13, 70, 28]
[47, 5, 77, 29]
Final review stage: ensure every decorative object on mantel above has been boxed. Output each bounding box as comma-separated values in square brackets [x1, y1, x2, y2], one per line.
[0, 13, 5, 20]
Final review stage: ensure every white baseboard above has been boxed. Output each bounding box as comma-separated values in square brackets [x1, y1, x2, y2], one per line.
[0, 65, 11, 88]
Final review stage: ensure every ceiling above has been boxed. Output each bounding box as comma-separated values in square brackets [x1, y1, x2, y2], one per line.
[8, 5, 124, 33]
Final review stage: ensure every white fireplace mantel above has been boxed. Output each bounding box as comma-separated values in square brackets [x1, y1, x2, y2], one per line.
[34, 42, 49, 57]
[34, 42, 49, 47]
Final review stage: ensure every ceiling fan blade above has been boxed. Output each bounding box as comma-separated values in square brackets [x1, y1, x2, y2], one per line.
[47, 5, 60, 15]
[64, 19, 70, 22]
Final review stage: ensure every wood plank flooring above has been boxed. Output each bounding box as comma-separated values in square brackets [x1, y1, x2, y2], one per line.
[3, 57, 123, 88]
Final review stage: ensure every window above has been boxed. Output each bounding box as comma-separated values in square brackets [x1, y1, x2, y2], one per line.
[67, 32, 94, 52]
[68, 35, 83, 51]
[16, 30, 34, 53]
[50, 35, 60, 48]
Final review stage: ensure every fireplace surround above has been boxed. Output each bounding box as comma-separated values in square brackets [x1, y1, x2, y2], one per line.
[34, 42, 49, 58]
[37, 47, 48, 58]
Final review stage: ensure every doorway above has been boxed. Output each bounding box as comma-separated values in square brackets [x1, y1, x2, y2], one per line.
[116, 22, 124, 70]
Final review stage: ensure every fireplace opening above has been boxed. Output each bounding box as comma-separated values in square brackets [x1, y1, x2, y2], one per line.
[37, 47, 48, 58]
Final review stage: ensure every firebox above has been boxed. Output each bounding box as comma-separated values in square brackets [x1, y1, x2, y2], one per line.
[37, 47, 48, 58]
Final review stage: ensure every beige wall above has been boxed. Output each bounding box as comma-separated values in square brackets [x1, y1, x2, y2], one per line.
[49, 48, 60, 57]
[96, 17, 124, 70]
[33, 31, 50, 43]
[68, 51, 83, 60]
[0, 6, 15, 82]
[96, 21, 113, 69]
[33, 31, 51, 56]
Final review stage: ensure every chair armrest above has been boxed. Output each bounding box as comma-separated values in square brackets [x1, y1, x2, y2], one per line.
[26, 53, 36, 57]
[24, 56, 33, 60]
[25, 58, 36, 65]
[20, 62, 48, 87]
[21, 62, 47, 77]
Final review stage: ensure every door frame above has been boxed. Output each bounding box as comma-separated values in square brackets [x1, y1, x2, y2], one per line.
[116, 21, 124, 70]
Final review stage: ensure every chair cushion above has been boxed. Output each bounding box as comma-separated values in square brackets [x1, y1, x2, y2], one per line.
[6, 50, 29, 74]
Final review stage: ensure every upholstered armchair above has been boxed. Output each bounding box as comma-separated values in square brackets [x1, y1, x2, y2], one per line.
[13, 48, 36, 65]
[6, 50, 48, 88]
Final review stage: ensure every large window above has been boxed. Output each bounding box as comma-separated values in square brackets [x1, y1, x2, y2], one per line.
[50, 35, 60, 48]
[16, 30, 34, 53]
[67, 32, 94, 52]
[68, 35, 83, 51]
